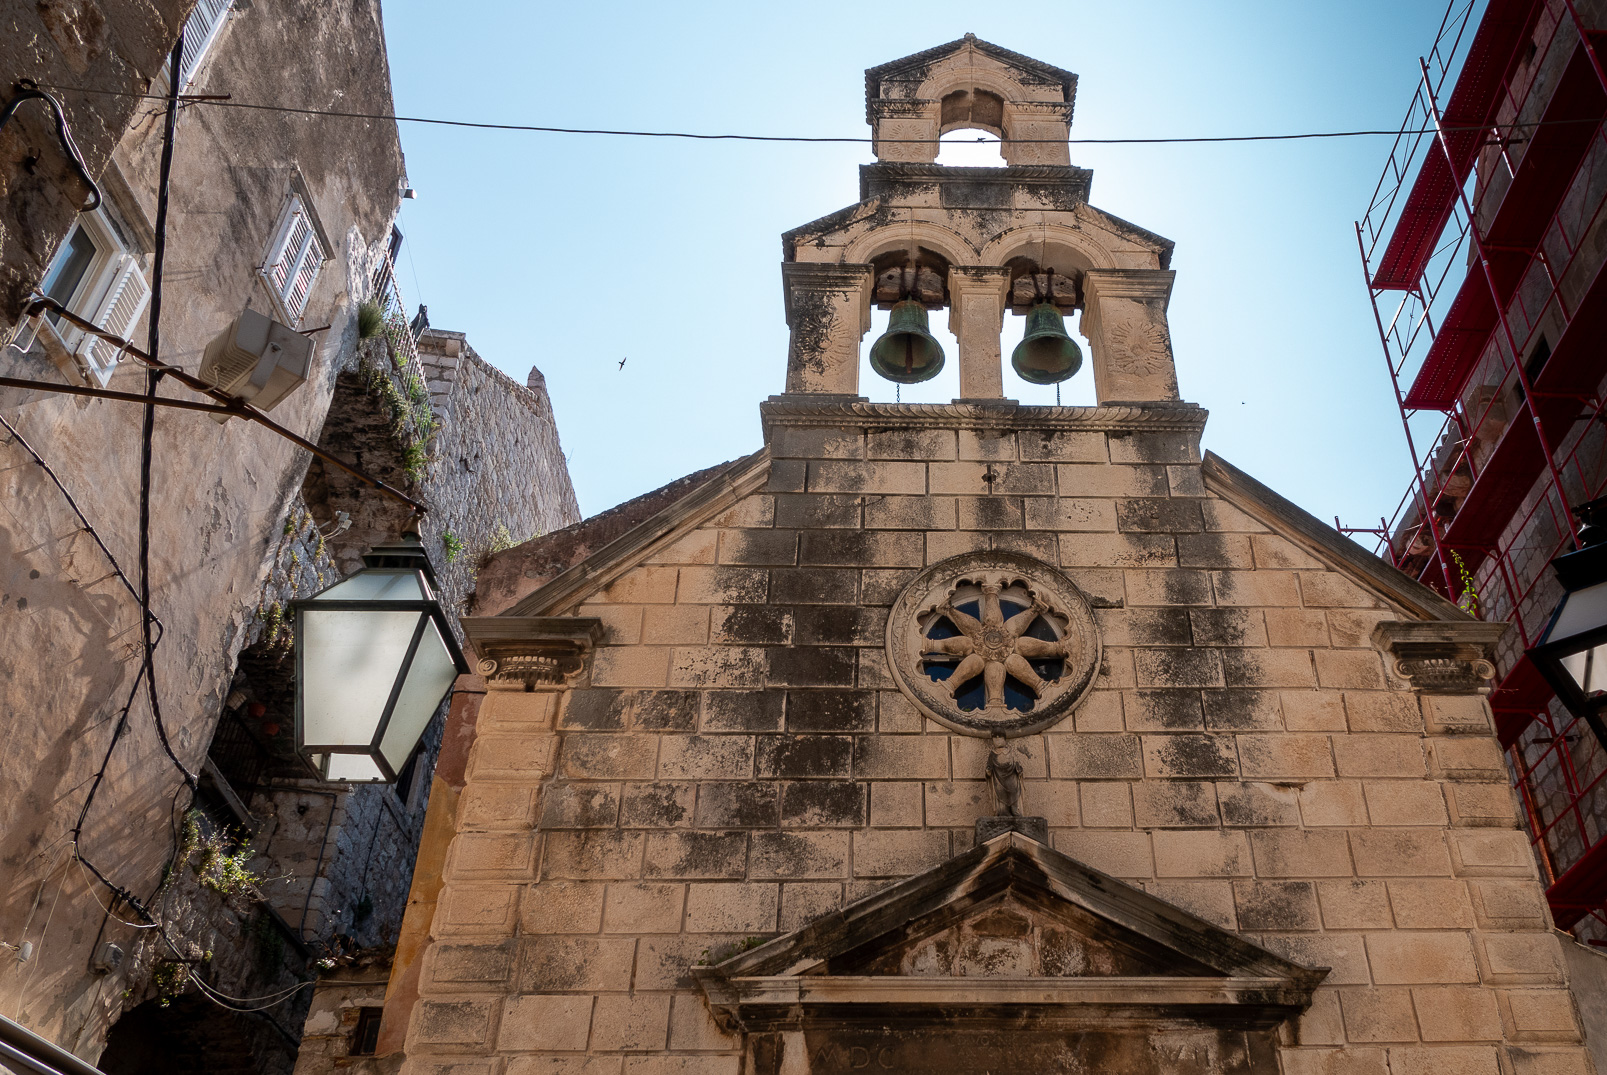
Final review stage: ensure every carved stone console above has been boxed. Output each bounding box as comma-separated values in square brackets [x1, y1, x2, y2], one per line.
[1371, 620, 1508, 694]
[460, 616, 603, 691]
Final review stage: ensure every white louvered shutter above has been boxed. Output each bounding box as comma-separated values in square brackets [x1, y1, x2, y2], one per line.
[262, 198, 324, 324]
[158, 0, 234, 90]
[79, 257, 151, 385]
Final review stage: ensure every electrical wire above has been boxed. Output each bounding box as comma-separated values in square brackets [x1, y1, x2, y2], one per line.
[139, 31, 198, 795]
[0, 80, 101, 209]
[35, 81, 1607, 147]
[13, 43, 342, 1020]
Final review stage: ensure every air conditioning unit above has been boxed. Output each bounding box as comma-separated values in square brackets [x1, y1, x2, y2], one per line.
[200, 308, 312, 421]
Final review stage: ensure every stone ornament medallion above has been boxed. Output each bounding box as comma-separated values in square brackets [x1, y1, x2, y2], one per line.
[886, 551, 1101, 737]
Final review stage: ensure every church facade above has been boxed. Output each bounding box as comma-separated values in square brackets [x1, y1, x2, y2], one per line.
[383, 38, 1602, 1075]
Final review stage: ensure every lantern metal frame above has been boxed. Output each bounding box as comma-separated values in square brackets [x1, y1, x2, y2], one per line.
[1528, 537, 1607, 752]
[292, 538, 469, 783]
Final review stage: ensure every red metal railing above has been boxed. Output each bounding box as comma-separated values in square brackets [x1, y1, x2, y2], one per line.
[1349, 0, 1607, 940]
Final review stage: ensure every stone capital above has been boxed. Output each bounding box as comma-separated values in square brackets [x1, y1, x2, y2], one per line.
[461, 616, 604, 691]
[1082, 268, 1176, 306]
[1371, 620, 1509, 694]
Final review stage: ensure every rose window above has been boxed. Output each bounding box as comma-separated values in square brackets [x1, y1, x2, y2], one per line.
[919, 578, 1069, 712]
[886, 552, 1101, 738]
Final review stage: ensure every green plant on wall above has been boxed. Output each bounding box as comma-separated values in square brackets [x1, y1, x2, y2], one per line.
[1449, 549, 1480, 616]
[360, 356, 437, 483]
[443, 530, 465, 562]
[356, 300, 385, 340]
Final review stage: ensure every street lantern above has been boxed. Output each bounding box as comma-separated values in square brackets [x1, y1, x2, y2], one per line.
[293, 534, 468, 782]
[1529, 503, 1607, 751]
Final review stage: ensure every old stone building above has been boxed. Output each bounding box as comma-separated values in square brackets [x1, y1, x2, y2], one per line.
[0, 1, 578, 1071]
[313, 37, 1607, 1075]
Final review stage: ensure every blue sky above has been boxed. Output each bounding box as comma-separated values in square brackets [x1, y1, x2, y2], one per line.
[380, 0, 1455, 537]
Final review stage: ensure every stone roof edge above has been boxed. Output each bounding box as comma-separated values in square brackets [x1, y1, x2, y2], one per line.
[503, 447, 772, 617]
[864, 35, 1078, 114]
[1200, 451, 1468, 623]
[761, 398, 1208, 433]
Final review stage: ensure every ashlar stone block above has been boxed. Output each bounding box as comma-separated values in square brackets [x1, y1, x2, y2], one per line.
[1386, 879, 1474, 929]
[591, 994, 672, 1052]
[1151, 829, 1251, 878]
[1339, 987, 1419, 1042]
[603, 882, 686, 934]
[1366, 932, 1480, 984]
[497, 994, 593, 1052]
[1316, 880, 1393, 930]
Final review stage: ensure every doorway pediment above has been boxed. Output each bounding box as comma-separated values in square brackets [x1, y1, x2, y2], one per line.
[694, 832, 1326, 1036]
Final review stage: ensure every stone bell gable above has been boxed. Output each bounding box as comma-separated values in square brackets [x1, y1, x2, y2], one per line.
[387, 37, 1601, 1075]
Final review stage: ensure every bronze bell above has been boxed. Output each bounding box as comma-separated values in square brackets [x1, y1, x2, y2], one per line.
[1011, 301, 1082, 385]
[869, 299, 945, 384]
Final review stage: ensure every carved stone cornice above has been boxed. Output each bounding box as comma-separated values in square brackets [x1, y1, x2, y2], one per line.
[460, 616, 604, 691]
[1371, 620, 1509, 694]
[760, 397, 1208, 434]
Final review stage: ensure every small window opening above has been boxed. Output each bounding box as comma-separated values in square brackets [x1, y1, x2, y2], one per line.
[1513, 335, 1551, 405]
[351, 1007, 383, 1056]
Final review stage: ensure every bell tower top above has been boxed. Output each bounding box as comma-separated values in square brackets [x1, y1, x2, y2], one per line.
[864, 33, 1077, 165]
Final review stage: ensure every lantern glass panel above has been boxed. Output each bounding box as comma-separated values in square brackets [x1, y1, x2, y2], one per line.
[1560, 642, 1607, 699]
[1551, 579, 1607, 641]
[316, 569, 429, 602]
[300, 607, 421, 747]
[377, 617, 460, 773]
[321, 754, 387, 783]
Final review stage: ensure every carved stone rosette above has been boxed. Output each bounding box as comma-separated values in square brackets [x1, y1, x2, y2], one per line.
[460, 616, 604, 691]
[1371, 620, 1508, 695]
[886, 552, 1100, 737]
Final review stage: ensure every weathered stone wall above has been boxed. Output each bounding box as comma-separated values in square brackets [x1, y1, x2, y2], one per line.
[0, 0, 403, 1057]
[292, 966, 395, 1075]
[400, 415, 1599, 1075]
[414, 329, 580, 614]
[0, 0, 194, 323]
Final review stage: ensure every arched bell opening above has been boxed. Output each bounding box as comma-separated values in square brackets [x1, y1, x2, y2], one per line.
[1002, 257, 1091, 403]
[861, 247, 955, 396]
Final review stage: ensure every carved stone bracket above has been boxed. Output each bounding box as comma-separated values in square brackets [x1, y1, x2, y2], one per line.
[1371, 620, 1509, 694]
[461, 616, 604, 691]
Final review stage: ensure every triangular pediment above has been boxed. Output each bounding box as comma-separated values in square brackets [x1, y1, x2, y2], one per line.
[865, 35, 1077, 102]
[695, 833, 1326, 1033]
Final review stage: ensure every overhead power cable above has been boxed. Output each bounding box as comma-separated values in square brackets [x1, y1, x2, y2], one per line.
[38, 82, 1607, 146]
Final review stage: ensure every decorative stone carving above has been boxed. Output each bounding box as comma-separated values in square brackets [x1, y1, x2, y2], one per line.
[460, 616, 603, 691]
[1080, 269, 1179, 403]
[1106, 318, 1172, 379]
[886, 551, 1100, 737]
[1371, 620, 1508, 694]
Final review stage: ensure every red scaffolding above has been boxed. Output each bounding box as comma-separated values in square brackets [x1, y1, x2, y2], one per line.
[1353, 0, 1607, 935]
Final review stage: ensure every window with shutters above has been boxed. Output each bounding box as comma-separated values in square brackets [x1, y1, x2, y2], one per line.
[157, 0, 235, 93]
[15, 207, 150, 387]
[259, 194, 328, 326]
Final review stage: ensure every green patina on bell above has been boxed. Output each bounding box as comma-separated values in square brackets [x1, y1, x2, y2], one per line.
[869, 299, 945, 384]
[1011, 302, 1082, 385]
